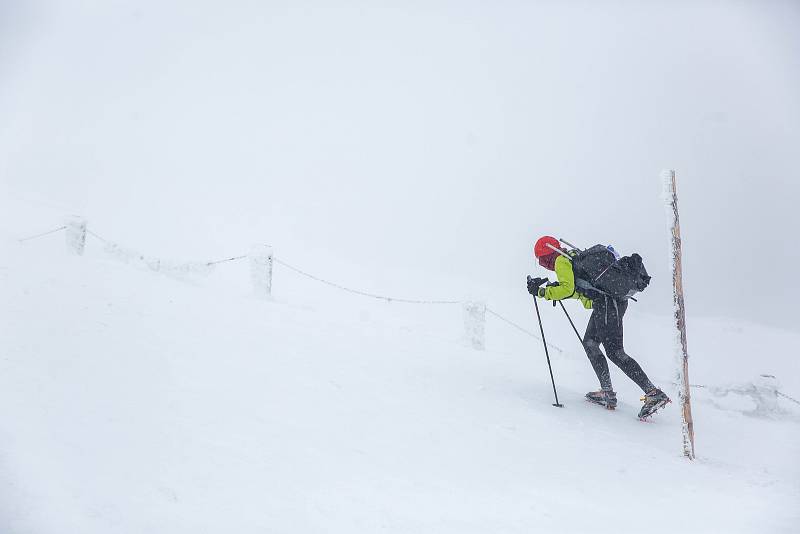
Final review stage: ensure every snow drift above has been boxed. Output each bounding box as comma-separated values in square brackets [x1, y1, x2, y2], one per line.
[1, 208, 798, 534]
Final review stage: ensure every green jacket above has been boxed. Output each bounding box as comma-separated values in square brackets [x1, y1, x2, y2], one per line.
[541, 255, 593, 309]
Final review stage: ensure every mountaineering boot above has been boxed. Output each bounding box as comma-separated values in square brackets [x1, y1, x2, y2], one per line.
[638, 388, 671, 419]
[585, 390, 617, 409]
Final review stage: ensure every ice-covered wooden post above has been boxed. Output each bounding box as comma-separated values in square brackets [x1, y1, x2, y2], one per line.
[64, 216, 87, 256]
[753, 374, 780, 415]
[663, 169, 696, 460]
[250, 244, 273, 298]
[463, 301, 486, 351]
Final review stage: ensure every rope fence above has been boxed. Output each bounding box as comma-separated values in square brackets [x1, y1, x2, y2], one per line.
[683, 380, 800, 411]
[486, 307, 563, 353]
[274, 258, 460, 305]
[207, 255, 247, 266]
[87, 229, 110, 244]
[17, 218, 553, 353]
[777, 391, 800, 406]
[15, 217, 800, 407]
[18, 225, 66, 242]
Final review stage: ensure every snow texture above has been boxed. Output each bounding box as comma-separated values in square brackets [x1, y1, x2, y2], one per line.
[2, 204, 798, 533]
[100, 239, 216, 278]
[706, 375, 784, 417]
[2, 2, 799, 530]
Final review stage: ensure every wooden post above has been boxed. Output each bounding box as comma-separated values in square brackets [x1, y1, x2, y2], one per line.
[463, 301, 486, 351]
[663, 170, 696, 460]
[249, 244, 273, 299]
[64, 216, 87, 256]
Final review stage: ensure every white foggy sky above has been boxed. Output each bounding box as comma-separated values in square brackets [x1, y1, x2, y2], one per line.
[1, 1, 799, 329]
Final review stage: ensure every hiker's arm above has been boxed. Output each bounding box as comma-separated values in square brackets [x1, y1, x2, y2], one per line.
[543, 256, 576, 301]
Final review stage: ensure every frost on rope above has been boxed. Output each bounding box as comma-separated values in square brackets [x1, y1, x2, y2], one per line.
[101, 240, 215, 277]
[706, 375, 785, 417]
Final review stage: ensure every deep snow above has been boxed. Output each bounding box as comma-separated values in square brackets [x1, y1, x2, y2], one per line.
[2, 3, 799, 532]
[1, 208, 798, 533]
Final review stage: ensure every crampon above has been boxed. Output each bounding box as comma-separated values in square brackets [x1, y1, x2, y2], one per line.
[585, 390, 618, 410]
[638, 389, 671, 420]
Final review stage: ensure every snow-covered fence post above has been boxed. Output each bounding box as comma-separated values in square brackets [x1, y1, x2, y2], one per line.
[249, 244, 273, 298]
[463, 301, 486, 351]
[662, 169, 696, 460]
[64, 216, 87, 256]
[753, 374, 780, 415]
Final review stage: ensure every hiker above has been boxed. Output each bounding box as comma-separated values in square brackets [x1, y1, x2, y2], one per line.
[527, 235, 670, 418]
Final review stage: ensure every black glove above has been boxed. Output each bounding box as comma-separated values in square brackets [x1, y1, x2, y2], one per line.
[527, 276, 548, 296]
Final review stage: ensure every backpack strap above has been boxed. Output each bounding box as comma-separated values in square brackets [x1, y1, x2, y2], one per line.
[574, 277, 606, 296]
[593, 260, 618, 284]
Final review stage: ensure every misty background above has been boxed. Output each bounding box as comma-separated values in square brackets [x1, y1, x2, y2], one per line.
[1, 0, 798, 330]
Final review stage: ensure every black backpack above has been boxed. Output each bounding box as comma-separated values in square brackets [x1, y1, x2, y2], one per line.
[568, 244, 651, 300]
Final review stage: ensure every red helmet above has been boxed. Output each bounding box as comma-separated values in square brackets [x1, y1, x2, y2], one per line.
[534, 236, 559, 258]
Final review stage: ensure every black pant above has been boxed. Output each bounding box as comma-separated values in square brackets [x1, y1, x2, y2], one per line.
[582, 297, 655, 393]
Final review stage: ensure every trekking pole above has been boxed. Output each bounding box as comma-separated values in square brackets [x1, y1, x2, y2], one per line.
[529, 281, 563, 408]
[558, 301, 584, 345]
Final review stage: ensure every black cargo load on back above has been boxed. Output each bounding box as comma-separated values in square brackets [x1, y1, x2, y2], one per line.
[569, 244, 651, 300]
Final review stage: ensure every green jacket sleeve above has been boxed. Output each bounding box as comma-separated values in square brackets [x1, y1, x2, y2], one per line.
[543, 256, 577, 301]
[543, 255, 593, 309]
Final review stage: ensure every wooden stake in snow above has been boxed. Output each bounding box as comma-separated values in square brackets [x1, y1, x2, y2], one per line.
[250, 244, 273, 299]
[662, 170, 696, 460]
[64, 216, 87, 256]
[463, 301, 486, 351]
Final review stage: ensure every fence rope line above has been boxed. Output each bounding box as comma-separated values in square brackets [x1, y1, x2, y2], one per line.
[18, 226, 66, 242]
[207, 255, 247, 266]
[274, 258, 460, 305]
[18, 222, 610, 358]
[776, 391, 800, 405]
[485, 307, 564, 353]
[90, 229, 245, 268]
[38, 220, 570, 350]
[87, 229, 110, 243]
[687, 383, 799, 406]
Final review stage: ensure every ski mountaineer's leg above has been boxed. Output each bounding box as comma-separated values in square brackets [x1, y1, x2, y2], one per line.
[582, 301, 613, 392]
[582, 298, 617, 408]
[599, 299, 669, 419]
[601, 299, 656, 393]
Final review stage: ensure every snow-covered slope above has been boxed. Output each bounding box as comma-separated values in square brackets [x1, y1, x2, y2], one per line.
[1, 215, 798, 534]
[3, 3, 799, 532]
